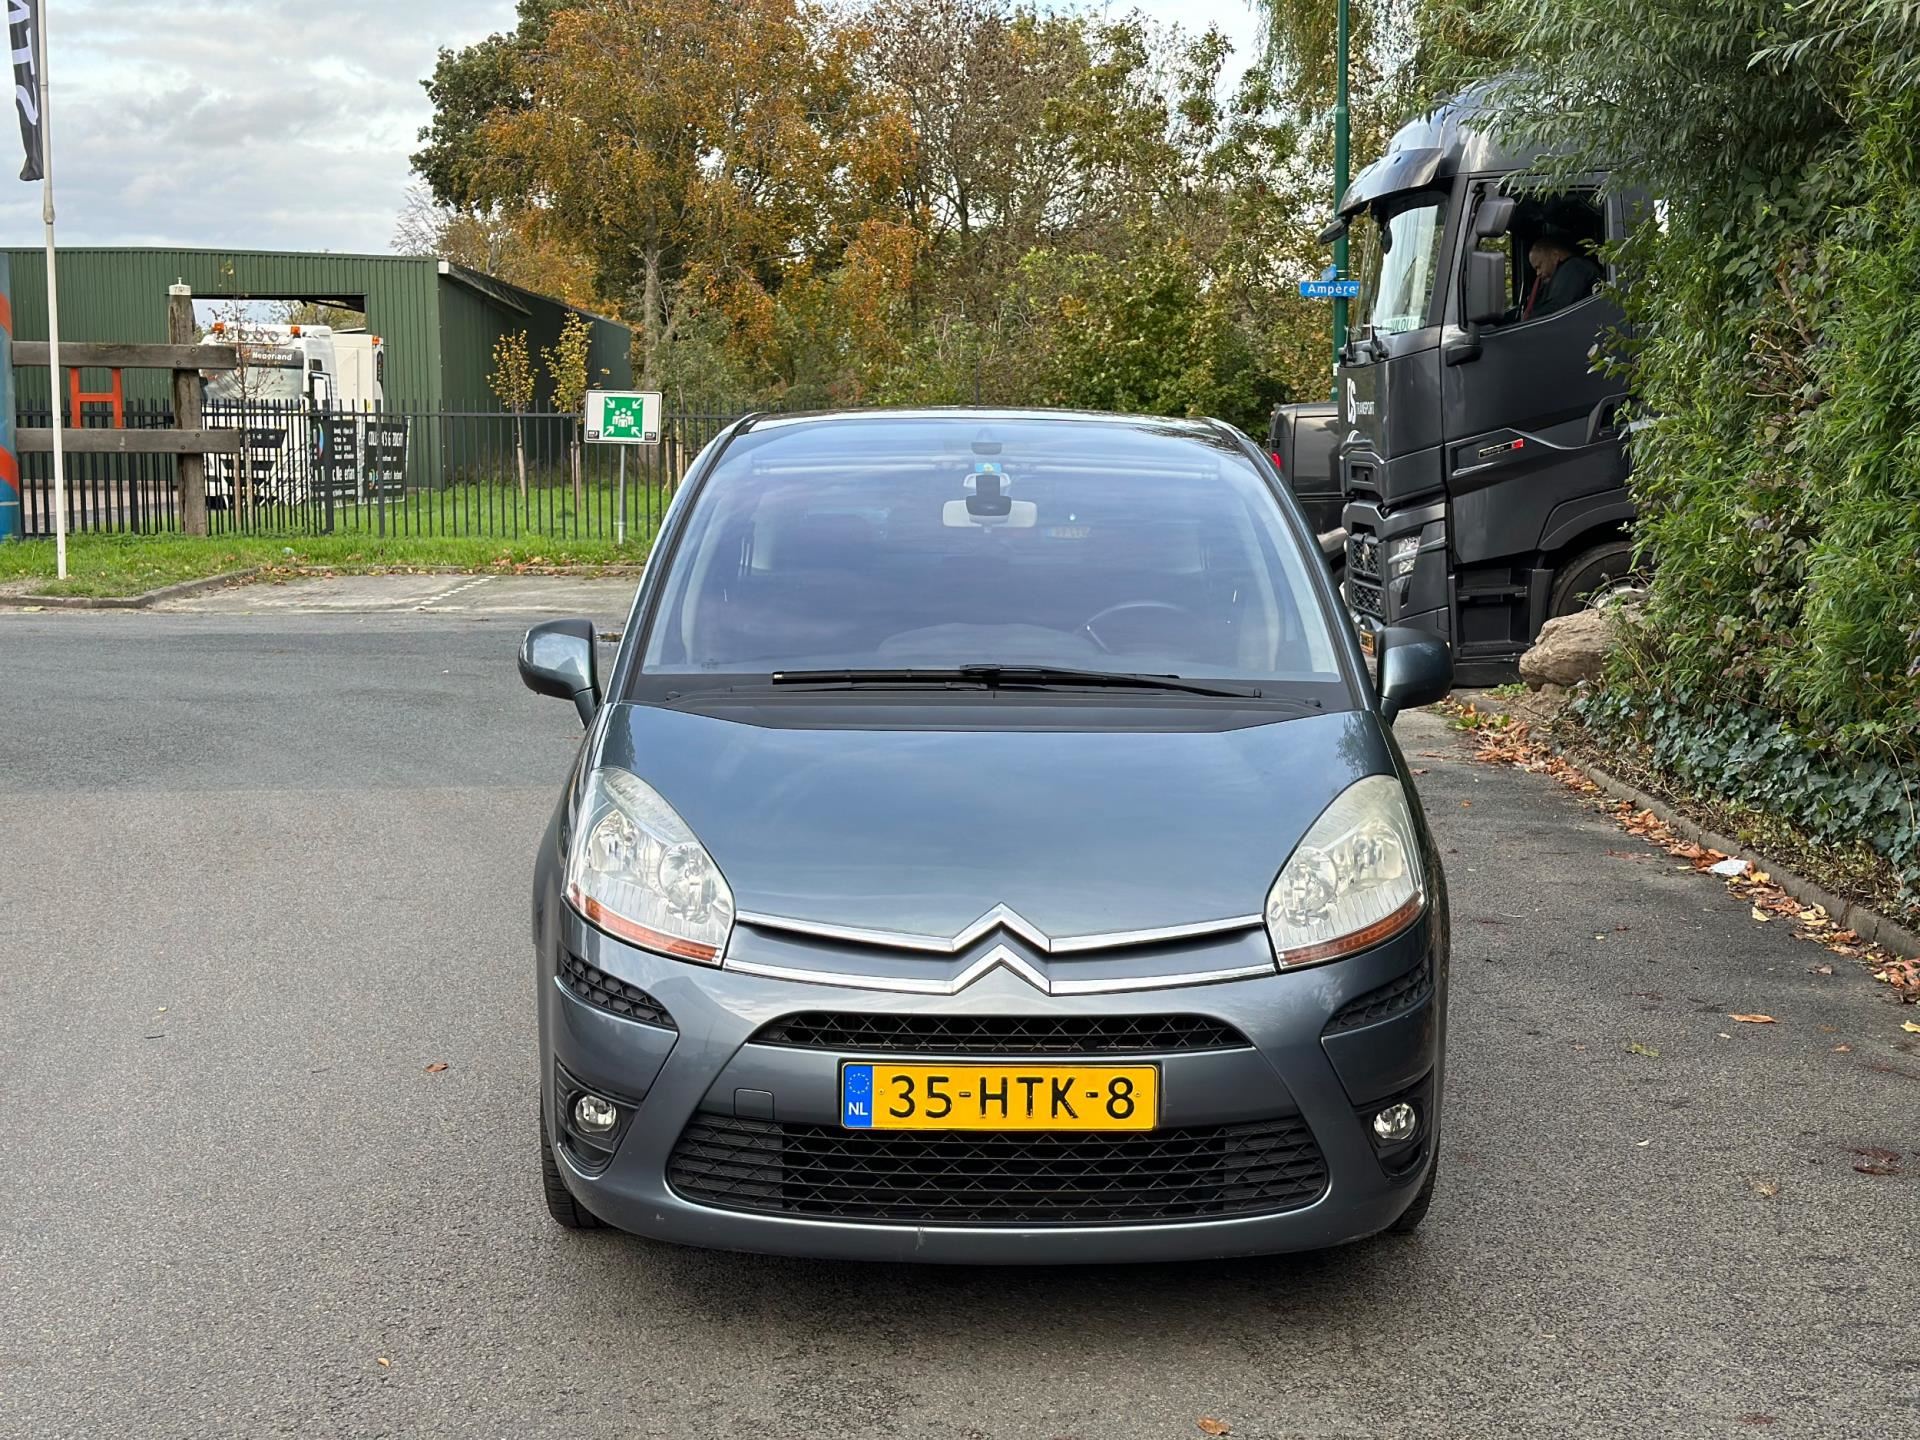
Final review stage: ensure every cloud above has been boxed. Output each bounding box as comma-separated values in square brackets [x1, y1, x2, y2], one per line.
[0, 1, 1258, 255]
[0, 0, 517, 252]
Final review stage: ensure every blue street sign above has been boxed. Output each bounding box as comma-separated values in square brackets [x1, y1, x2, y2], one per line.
[1299, 279, 1362, 300]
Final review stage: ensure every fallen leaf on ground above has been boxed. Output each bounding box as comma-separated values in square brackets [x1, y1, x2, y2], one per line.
[1624, 1042, 1660, 1058]
[1903, 1021, 1920, 1035]
[1750, 906, 1770, 923]
[1832, 1043, 1851, 1053]
[1748, 1178, 1779, 1198]
[425, 1061, 450, 1073]
[1810, 964, 1833, 976]
[1850, 1147, 1902, 1177]
[1410, 767, 1428, 775]
[1729, 1014, 1777, 1024]
[1197, 1419, 1231, 1437]
[1737, 1416, 1775, 1428]
[377, 1357, 392, 1368]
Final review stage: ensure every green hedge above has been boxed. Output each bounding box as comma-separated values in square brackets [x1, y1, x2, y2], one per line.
[1460, 2, 1920, 905]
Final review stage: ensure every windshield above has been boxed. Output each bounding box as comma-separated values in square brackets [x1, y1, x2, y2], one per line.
[207, 360, 304, 404]
[639, 417, 1341, 687]
[1354, 194, 1448, 335]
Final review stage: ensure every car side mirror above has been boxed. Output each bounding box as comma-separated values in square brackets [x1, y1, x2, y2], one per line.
[1462, 249, 1508, 327]
[1376, 626, 1453, 724]
[519, 618, 601, 727]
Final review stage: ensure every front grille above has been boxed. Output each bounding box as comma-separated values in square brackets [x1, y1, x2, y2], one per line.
[1323, 958, 1433, 1034]
[1348, 577, 1385, 619]
[751, 1012, 1250, 1055]
[1348, 531, 1381, 579]
[560, 952, 676, 1029]
[667, 1116, 1328, 1225]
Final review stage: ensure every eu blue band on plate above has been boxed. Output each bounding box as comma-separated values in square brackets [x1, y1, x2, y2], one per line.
[842, 1064, 875, 1127]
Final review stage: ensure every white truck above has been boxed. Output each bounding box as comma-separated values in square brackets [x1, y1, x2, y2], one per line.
[203, 324, 393, 508]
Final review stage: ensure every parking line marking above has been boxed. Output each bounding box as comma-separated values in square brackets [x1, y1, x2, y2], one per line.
[418, 576, 495, 610]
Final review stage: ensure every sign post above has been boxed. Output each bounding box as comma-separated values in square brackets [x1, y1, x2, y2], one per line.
[1332, 0, 1351, 390]
[12, 0, 64, 575]
[584, 389, 662, 547]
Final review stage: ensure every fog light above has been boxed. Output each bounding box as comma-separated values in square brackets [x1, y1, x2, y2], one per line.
[573, 1093, 619, 1135]
[1372, 1102, 1418, 1142]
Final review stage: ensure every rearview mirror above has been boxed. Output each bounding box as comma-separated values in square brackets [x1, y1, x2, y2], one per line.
[1462, 249, 1508, 327]
[519, 618, 601, 727]
[1473, 194, 1517, 238]
[1376, 626, 1453, 724]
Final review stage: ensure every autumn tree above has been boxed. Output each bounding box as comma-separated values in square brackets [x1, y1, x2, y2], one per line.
[488, 330, 535, 499]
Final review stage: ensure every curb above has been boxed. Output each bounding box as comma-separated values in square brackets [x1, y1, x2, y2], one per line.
[1571, 753, 1920, 963]
[1449, 690, 1920, 960]
[0, 568, 261, 610]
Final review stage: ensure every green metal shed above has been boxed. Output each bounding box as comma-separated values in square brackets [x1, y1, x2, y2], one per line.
[0, 246, 632, 410]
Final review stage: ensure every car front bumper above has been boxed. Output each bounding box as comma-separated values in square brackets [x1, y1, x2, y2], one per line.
[536, 903, 1446, 1264]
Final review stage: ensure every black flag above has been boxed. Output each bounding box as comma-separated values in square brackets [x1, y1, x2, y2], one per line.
[10, 0, 41, 183]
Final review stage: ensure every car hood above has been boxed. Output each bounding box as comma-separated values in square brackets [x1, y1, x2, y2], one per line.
[596, 703, 1396, 940]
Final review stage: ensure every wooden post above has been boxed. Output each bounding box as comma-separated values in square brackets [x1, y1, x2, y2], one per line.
[168, 284, 208, 536]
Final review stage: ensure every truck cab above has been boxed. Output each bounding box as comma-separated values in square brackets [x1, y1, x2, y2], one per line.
[1329, 86, 1640, 684]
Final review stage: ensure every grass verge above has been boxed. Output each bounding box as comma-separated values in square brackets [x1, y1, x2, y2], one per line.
[0, 529, 655, 599]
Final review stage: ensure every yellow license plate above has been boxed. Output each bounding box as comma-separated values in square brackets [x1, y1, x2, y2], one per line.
[840, 1062, 1158, 1131]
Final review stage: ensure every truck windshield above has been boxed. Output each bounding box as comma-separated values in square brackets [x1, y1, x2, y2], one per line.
[1355, 194, 1448, 335]
[207, 362, 304, 404]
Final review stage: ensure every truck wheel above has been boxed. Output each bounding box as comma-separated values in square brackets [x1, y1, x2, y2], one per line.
[540, 1109, 604, 1230]
[1548, 540, 1638, 618]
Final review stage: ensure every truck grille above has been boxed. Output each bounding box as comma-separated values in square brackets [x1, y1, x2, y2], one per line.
[1347, 529, 1385, 619]
[667, 1115, 1328, 1225]
[1348, 578, 1385, 619]
[1348, 532, 1381, 579]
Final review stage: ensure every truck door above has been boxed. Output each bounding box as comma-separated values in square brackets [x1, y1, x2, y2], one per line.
[1440, 181, 1628, 571]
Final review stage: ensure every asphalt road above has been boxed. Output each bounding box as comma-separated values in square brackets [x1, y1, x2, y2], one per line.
[3, 593, 1916, 1439]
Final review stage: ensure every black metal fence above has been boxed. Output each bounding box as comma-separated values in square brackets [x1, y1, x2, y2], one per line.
[14, 400, 748, 543]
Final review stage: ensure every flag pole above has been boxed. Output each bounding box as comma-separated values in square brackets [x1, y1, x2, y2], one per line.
[35, 0, 65, 579]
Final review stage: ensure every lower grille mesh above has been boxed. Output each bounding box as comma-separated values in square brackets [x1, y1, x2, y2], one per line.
[667, 1115, 1327, 1225]
[560, 953, 676, 1029]
[1323, 958, 1433, 1034]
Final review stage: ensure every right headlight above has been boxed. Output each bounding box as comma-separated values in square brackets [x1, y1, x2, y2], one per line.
[1265, 775, 1426, 968]
[565, 766, 735, 963]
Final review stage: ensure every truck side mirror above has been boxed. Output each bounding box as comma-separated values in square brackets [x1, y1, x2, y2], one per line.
[520, 618, 601, 727]
[1376, 626, 1453, 724]
[1473, 195, 1516, 238]
[1462, 250, 1509, 326]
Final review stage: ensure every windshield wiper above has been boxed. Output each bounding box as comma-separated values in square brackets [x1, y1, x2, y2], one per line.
[769, 665, 1270, 700]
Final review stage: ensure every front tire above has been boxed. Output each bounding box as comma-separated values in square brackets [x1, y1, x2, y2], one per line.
[1548, 539, 1638, 618]
[1386, 1159, 1438, 1235]
[540, 1109, 604, 1230]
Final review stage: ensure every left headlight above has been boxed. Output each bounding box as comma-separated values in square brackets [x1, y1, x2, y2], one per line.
[1265, 775, 1425, 968]
[565, 766, 734, 964]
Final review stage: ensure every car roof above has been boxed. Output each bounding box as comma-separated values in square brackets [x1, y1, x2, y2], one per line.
[739, 407, 1236, 439]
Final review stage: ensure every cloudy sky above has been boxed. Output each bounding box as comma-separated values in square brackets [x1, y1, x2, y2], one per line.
[2, 1, 1263, 256]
